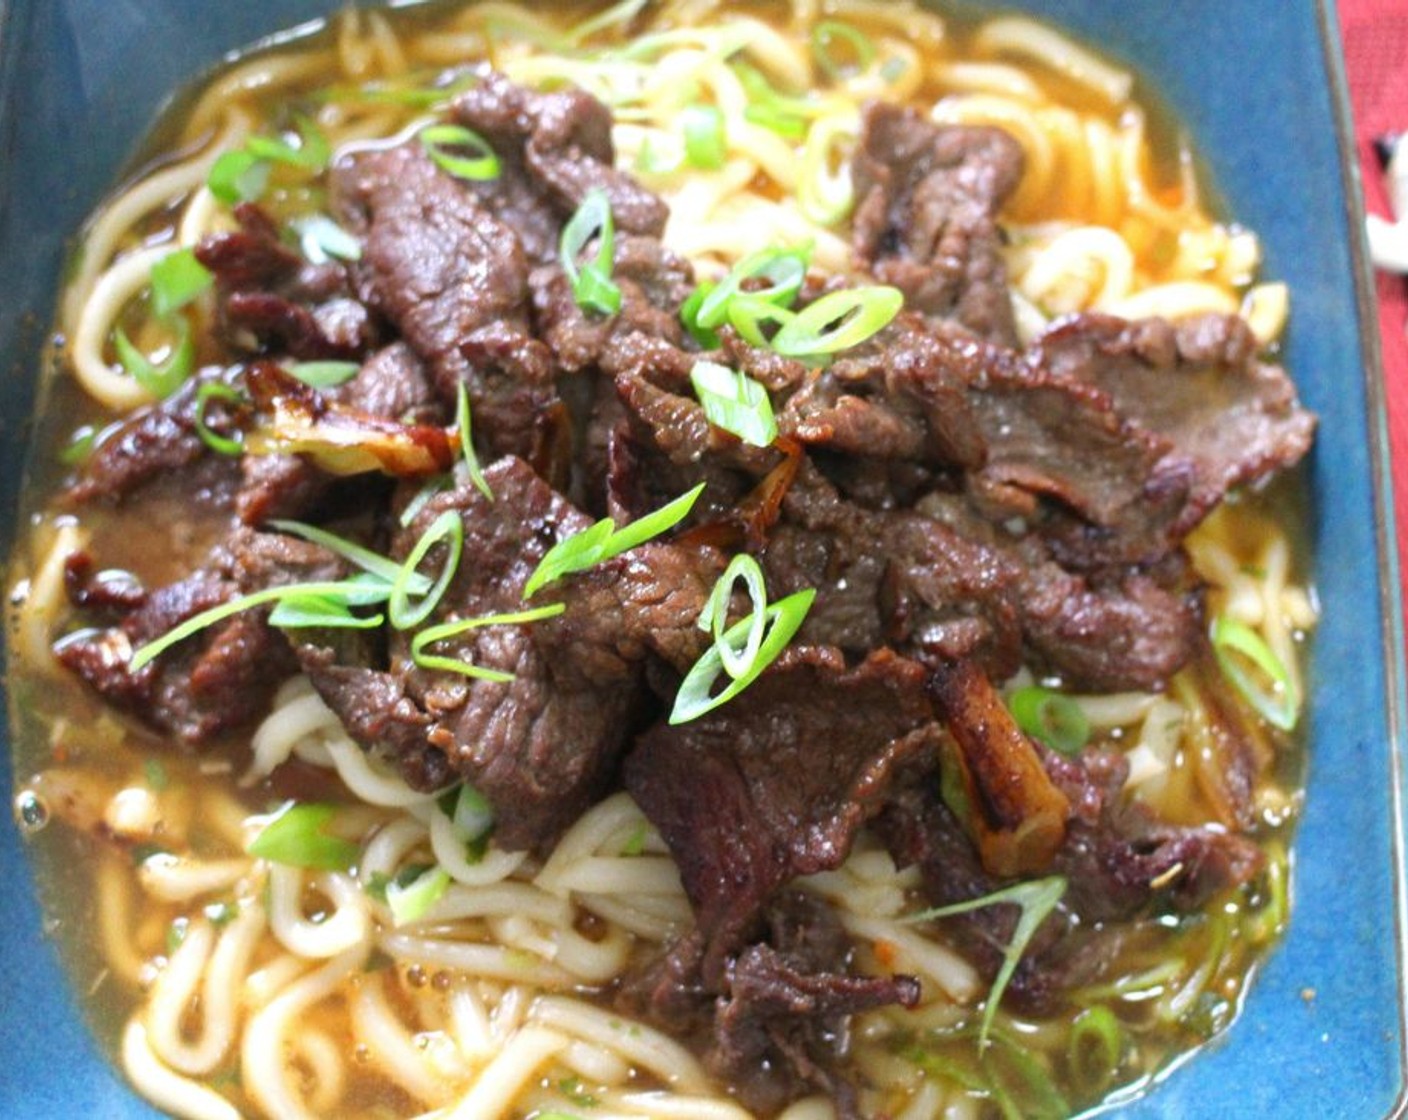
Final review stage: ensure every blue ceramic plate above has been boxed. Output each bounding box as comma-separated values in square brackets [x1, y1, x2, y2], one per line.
[2, 1, 1404, 1116]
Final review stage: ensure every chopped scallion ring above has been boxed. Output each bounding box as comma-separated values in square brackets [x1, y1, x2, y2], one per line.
[115, 318, 194, 399]
[248, 802, 360, 871]
[905, 875, 1067, 1048]
[1210, 615, 1299, 730]
[410, 603, 566, 681]
[697, 553, 769, 680]
[420, 123, 501, 181]
[389, 510, 464, 630]
[441, 782, 496, 843]
[811, 20, 876, 82]
[454, 381, 492, 501]
[207, 149, 271, 205]
[270, 519, 428, 592]
[682, 104, 727, 169]
[291, 214, 362, 264]
[670, 584, 815, 725]
[245, 114, 331, 171]
[694, 245, 811, 332]
[1009, 686, 1090, 756]
[385, 865, 451, 926]
[770, 286, 903, 358]
[559, 188, 622, 317]
[690, 361, 777, 448]
[194, 381, 245, 456]
[523, 483, 705, 599]
[285, 360, 360, 389]
[266, 592, 384, 630]
[150, 249, 213, 318]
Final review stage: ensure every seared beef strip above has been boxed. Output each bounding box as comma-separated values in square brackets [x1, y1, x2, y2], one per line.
[852, 102, 1024, 345]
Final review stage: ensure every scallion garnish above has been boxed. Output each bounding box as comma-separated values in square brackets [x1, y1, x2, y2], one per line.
[810, 20, 876, 82]
[770, 286, 903, 358]
[559, 188, 622, 317]
[386, 865, 451, 926]
[284, 360, 361, 389]
[454, 382, 492, 501]
[194, 381, 245, 456]
[522, 483, 705, 600]
[59, 426, 99, 467]
[798, 113, 858, 226]
[114, 319, 194, 399]
[150, 249, 213, 318]
[697, 553, 768, 679]
[266, 592, 385, 630]
[692, 245, 811, 333]
[419, 123, 501, 181]
[906, 875, 1067, 1047]
[291, 215, 362, 265]
[682, 104, 727, 169]
[127, 579, 390, 672]
[399, 476, 452, 529]
[410, 603, 566, 681]
[245, 114, 331, 171]
[733, 62, 812, 140]
[389, 510, 464, 630]
[680, 283, 720, 348]
[1008, 686, 1090, 756]
[669, 582, 815, 725]
[1210, 616, 1299, 731]
[690, 361, 777, 448]
[207, 149, 271, 205]
[248, 802, 359, 871]
[269, 520, 428, 592]
[441, 782, 495, 844]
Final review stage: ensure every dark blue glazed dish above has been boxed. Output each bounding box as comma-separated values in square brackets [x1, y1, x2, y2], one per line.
[1, 1, 1403, 1116]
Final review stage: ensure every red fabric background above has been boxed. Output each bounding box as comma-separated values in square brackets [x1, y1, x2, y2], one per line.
[1338, 0, 1408, 623]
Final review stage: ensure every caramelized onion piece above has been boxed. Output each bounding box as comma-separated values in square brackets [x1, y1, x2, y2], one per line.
[243, 362, 455, 478]
[929, 659, 1070, 877]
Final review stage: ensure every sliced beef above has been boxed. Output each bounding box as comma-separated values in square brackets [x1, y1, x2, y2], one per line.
[453, 70, 669, 252]
[54, 529, 338, 742]
[297, 456, 718, 849]
[331, 142, 557, 460]
[195, 202, 375, 360]
[852, 103, 1023, 344]
[65, 367, 244, 507]
[1034, 312, 1317, 542]
[710, 892, 921, 1120]
[625, 646, 941, 981]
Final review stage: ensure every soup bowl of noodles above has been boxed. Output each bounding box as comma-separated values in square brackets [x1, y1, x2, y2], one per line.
[0, 1, 1402, 1118]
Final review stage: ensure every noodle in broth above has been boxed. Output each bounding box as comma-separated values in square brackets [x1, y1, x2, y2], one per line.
[6, 3, 1314, 1118]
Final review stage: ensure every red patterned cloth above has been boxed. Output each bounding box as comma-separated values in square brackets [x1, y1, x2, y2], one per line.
[1339, 0, 1408, 613]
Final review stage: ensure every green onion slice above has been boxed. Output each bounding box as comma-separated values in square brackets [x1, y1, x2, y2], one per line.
[1210, 616, 1299, 731]
[269, 519, 428, 593]
[670, 586, 815, 725]
[771, 286, 903, 358]
[559, 188, 621, 317]
[410, 603, 566, 681]
[389, 510, 464, 630]
[811, 20, 876, 82]
[522, 483, 705, 600]
[285, 360, 360, 389]
[207, 149, 271, 205]
[115, 319, 194, 399]
[680, 283, 721, 348]
[150, 249, 213, 318]
[697, 553, 769, 680]
[733, 62, 813, 139]
[1008, 686, 1090, 756]
[682, 104, 727, 169]
[245, 114, 331, 171]
[690, 361, 777, 448]
[59, 426, 99, 467]
[399, 476, 452, 529]
[128, 579, 390, 672]
[727, 294, 797, 348]
[798, 112, 858, 227]
[454, 381, 492, 501]
[906, 875, 1067, 1048]
[441, 782, 495, 842]
[1068, 1005, 1124, 1091]
[291, 215, 362, 264]
[694, 245, 811, 332]
[419, 123, 501, 181]
[194, 381, 245, 456]
[248, 802, 359, 871]
[267, 592, 385, 630]
[386, 865, 451, 926]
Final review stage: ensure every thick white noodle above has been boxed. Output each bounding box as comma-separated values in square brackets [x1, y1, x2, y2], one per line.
[267, 865, 369, 957]
[122, 1017, 242, 1120]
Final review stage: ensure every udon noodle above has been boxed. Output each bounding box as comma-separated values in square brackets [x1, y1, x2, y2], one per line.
[6, 2, 1313, 1118]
